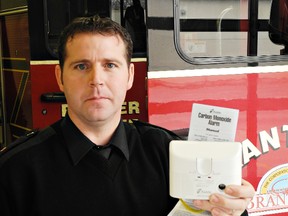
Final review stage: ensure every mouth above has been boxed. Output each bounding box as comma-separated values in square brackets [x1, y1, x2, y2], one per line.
[86, 96, 108, 102]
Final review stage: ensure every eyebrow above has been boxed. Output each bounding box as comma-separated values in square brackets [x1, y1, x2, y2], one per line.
[67, 59, 90, 68]
[103, 57, 125, 66]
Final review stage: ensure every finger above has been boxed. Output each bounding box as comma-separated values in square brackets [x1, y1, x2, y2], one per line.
[194, 198, 244, 216]
[193, 192, 247, 210]
[193, 199, 213, 212]
[209, 193, 248, 212]
[225, 179, 255, 198]
[210, 207, 242, 216]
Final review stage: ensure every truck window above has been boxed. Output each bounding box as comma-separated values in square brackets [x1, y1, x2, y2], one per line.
[174, 0, 288, 65]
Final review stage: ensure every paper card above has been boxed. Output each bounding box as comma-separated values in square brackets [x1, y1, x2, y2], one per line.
[188, 103, 239, 142]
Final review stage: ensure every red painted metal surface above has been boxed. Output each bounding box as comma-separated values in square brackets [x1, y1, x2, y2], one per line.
[30, 64, 61, 129]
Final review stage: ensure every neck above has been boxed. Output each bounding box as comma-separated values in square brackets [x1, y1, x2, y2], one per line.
[68, 113, 120, 146]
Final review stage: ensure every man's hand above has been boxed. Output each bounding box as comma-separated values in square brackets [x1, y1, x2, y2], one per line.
[193, 179, 255, 216]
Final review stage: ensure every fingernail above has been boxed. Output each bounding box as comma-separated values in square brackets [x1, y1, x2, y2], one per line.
[226, 187, 234, 195]
[210, 195, 220, 203]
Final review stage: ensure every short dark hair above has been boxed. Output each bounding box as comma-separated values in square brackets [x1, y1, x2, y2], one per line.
[57, 16, 133, 70]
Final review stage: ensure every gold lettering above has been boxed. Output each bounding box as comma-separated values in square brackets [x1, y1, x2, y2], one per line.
[122, 101, 140, 115]
[128, 101, 140, 114]
[121, 102, 127, 114]
[122, 119, 138, 123]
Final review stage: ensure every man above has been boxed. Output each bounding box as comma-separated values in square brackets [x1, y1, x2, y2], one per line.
[0, 16, 254, 216]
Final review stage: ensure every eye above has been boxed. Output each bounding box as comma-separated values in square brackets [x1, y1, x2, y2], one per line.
[75, 63, 88, 71]
[105, 63, 116, 69]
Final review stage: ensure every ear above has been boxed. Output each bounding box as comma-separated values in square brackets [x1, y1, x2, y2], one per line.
[127, 63, 135, 90]
[55, 65, 64, 92]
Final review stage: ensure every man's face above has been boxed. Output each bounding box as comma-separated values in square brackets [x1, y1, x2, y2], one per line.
[55, 33, 134, 127]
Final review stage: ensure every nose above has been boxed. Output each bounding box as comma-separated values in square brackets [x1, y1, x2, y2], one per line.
[89, 66, 104, 86]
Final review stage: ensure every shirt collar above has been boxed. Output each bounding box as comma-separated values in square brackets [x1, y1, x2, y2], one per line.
[61, 115, 129, 165]
[109, 120, 129, 161]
